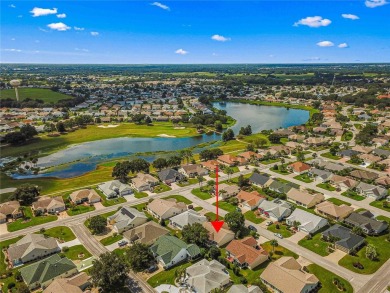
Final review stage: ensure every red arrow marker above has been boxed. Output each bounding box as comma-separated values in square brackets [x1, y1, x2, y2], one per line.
[211, 165, 224, 232]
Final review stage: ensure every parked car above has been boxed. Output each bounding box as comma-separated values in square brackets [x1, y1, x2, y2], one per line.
[248, 225, 257, 232]
[236, 207, 242, 212]
[118, 240, 128, 247]
[274, 233, 283, 239]
[146, 264, 158, 273]
[266, 221, 273, 226]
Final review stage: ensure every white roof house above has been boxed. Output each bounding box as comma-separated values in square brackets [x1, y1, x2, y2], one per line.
[286, 209, 328, 234]
[97, 180, 133, 198]
[107, 207, 148, 233]
[169, 210, 207, 230]
[258, 199, 292, 222]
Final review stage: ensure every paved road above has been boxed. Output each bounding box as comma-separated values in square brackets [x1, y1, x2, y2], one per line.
[356, 260, 390, 293]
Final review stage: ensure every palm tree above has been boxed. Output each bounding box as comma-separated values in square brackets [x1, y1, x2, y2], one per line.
[225, 167, 234, 181]
[197, 175, 205, 189]
[270, 239, 278, 253]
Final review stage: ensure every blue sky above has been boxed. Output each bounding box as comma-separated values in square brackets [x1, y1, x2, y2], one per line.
[1, 0, 390, 63]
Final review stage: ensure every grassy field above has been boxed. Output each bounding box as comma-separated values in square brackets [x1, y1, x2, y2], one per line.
[163, 194, 192, 204]
[341, 190, 365, 201]
[317, 183, 336, 191]
[100, 234, 123, 246]
[307, 264, 353, 293]
[244, 210, 265, 224]
[63, 244, 92, 260]
[327, 197, 352, 206]
[66, 204, 95, 216]
[294, 173, 313, 183]
[1, 122, 200, 158]
[262, 241, 298, 260]
[0, 88, 74, 103]
[147, 262, 192, 287]
[37, 226, 76, 242]
[7, 207, 58, 232]
[267, 223, 293, 238]
[191, 188, 212, 200]
[298, 232, 330, 256]
[339, 233, 390, 274]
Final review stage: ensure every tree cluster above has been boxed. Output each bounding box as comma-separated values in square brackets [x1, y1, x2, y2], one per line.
[4, 124, 38, 146]
[239, 125, 252, 136]
[112, 158, 150, 181]
[199, 148, 223, 161]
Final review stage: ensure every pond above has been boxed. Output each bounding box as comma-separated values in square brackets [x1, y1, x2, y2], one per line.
[13, 102, 309, 179]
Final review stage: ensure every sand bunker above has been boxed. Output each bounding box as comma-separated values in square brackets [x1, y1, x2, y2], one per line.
[158, 134, 176, 138]
[174, 127, 185, 129]
[97, 124, 120, 128]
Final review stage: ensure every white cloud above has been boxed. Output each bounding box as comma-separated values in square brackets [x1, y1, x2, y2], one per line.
[4, 48, 22, 52]
[341, 14, 359, 20]
[365, 0, 388, 7]
[151, 2, 170, 10]
[317, 41, 334, 47]
[57, 13, 66, 18]
[47, 22, 71, 31]
[30, 7, 58, 17]
[294, 16, 331, 27]
[338, 43, 349, 48]
[75, 48, 89, 52]
[39, 27, 49, 32]
[74, 26, 85, 31]
[11, 38, 16, 41]
[175, 48, 188, 55]
[211, 34, 231, 42]
[91, 31, 99, 36]
[9, 4, 16, 8]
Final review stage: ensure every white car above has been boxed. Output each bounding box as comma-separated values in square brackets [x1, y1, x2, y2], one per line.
[274, 233, 283, 239]
[266, 221, 273, 226]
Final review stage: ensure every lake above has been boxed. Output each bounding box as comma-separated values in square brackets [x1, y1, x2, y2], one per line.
[13, 102, 309, 179]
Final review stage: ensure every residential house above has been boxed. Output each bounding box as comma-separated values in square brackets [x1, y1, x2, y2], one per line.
[358, 154, 382, 165]
[315, 201, 354, 221]
[258, 199, 292, 222]
[350, 170, 379, 181]
[337, 149, 360, 158]
[107, 207, 148, 233]
[123, 221, 169, 245]
[376, 176, 390, 187]
[238, 151, 261, 162]
[269, 180, 297, 194]
[330, 175, 358, 191]
[345, 211, 388, 235]
[309, 158, 349, 172]
[356, 182, 387, 200]
[322, 225, 365, 253]
[147, 198, 187, 220]
[249, 173, 273, 188]
[20, 254, 78, 290]
[288, 162, 311, 175]
[203, 222, 235, 247]
[131, 173, 159, 192]
[0, 201, 23, 223]
[237, 190, 265, 210]
[286, 209, 328, 234]
[228, 285, 263, 293]
[308, 168, 333, 183]
[69, 189, 101, 205]
[260, 257, 319, 293]
[185, 259, 230, 293]
[169, 210, 207, 230]
[8, 234, 60, 267]
[217, 154, 241, 166]
[286, 188, 324, 209]
[158, 168, 184, 184]
[43, 272, 91, 293]
[304, 137, 330, 146]
[32, 196, 66, 215]
[97, 180, 133, 198]
[226, 237, 269, 269]
[352, 145, 374, 154]
[372, 148, 390, 158]
[179, 164, 208, 178]
[217, 183, 240, 199]
[150, 235, 200, 269]
[201, 160, 220, 171]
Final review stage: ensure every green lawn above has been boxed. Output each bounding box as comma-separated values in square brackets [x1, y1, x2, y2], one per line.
[134, 191, 149, 199]
[327, 197, 352, 206]
[84, 210, 116, 230]
[294, 173, 314, 183]
[95, 188, 127, 207]
[131, 203, 147, 212]
[341, 190, 365, 201]
[262, 241, 298, 260]
[244, 210, 265, 224]
[212, 201, 237, 213]
[176, 178, 198, 187]
[100, 234, 123, 246]
[153, 184, 172, 193]
[339, 233, 390, 274]
[193, 207, 203, 212]
[7, 207, 58, 232]
[321, 152, 342, 160]
[341, 131, 353, 142]
[298, 233, 330, 257]
[307, 264, 353, 293]
[37, 226, 76, 242]
[191, 188, 212, 200]
[63, 245, 92, 260]
[317, 183, 336, 191]
[272, 167, 290, 175]
[147, 262, 192, 287]
[0, 236, 24, 292]
[261, 158, 280, 165]
[163, 195, 192, 204]
[0, 88, 74, 103]
[370, 199, 390, 212]
[66, 204, 95, 216]
[267, 223, 293, 238]
[204, 212, 224, 221]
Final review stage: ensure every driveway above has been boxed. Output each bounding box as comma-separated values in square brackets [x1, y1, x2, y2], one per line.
[0, 223, 8, 235]
[288, 231, 307, 244]
[58, 238, 81, 249]
[94, 202, 105, 210]
[155, 285, 180, 293]
[324, 250, 347, 264]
